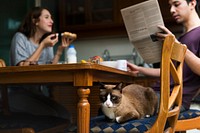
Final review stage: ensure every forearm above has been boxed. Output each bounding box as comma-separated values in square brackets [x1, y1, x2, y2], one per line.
[137, 66, 160, 77]
[18, 44, 44, 66]
[51, 46, 64, 64]
[185, 49, 200, 76]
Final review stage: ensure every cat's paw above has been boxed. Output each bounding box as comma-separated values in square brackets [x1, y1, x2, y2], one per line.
[116, 116, 121, 123]
[145, 114, 151, 118]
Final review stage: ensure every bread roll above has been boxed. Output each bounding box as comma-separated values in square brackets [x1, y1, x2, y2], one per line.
[61, 32, 77, 40]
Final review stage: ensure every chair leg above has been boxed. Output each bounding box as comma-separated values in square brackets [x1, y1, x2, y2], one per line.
[0, 85, 10, 115]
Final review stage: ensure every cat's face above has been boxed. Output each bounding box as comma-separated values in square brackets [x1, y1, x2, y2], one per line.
[99, 84, 123, 108]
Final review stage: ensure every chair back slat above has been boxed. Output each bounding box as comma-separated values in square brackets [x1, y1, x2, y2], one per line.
[168, 85, 181, 109]
[171, 42, 187, 62]
[170, 61, 181, 84]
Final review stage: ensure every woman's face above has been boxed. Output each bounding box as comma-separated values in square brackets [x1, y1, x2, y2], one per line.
[36, 9, 53, 34]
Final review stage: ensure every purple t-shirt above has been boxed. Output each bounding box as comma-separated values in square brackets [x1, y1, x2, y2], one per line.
[153, 26, 200, 110]
[178, 26, 200, 109]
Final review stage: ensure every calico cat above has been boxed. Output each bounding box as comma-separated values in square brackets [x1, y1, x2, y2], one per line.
[99, 82, 158, 123]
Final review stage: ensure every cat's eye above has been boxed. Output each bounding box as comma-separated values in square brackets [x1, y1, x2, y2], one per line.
[100, 96, 106, 101]
[112, 96, 118, 101]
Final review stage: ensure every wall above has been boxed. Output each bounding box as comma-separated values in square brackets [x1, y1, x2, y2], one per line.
[73, 36, 136, 63]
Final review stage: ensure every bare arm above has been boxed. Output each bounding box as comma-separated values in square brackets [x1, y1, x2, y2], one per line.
[51, 45, 64, 64]
[127, 62, 160, 77]
[18, 34, 58, 66]
[185, 49, 200, 76]
[52, 32, 77, 64]
[137, 67, 160, 77]
[156, 25, 200, 76]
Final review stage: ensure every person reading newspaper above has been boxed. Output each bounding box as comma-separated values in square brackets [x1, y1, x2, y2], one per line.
[127, 0, 200, 112]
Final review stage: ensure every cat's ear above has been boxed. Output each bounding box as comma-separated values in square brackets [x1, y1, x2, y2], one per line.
[99, 82, 105, 88]
[116, 82, 126, 92]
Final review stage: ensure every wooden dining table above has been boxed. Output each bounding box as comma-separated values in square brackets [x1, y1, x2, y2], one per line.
[0, 63, 135, 133]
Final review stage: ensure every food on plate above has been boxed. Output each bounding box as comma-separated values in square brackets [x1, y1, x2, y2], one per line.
[89, 56, 103, 63]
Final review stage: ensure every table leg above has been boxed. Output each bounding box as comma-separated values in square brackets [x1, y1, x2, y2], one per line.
[77, 88, 90, 133]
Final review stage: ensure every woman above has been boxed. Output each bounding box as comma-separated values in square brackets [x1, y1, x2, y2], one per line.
[10, 7, 70, 66]
[9, 7, 72, 121]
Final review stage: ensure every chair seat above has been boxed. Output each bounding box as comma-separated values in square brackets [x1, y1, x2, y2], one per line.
[0, 112, 69, 132]
[178, 109, 200, 120]
[90, 110, 200, 133]
[90, 115, 157, 133]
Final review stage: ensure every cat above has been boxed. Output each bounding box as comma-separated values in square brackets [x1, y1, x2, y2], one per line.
[99, 82, 158, 123]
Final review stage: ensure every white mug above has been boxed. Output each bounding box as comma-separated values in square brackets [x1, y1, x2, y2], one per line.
[116, 60, 127, 71]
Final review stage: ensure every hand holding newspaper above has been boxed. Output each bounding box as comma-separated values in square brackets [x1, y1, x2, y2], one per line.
[121, 0, 164, 64]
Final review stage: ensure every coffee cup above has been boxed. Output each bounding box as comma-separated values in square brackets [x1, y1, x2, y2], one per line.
[116, 60, 127, 71]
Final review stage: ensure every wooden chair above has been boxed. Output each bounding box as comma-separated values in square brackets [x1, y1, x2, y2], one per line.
[0, 59, 70, 133]
[175, 89, 200, 132]
[0, 59, 6, 67]
[90, 35, 187, 133]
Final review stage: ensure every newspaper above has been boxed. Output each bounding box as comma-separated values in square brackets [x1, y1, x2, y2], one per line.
[121, 0, 164, 64]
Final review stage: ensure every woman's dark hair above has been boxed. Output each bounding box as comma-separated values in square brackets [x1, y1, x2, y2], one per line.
[17, 7, 52, 38]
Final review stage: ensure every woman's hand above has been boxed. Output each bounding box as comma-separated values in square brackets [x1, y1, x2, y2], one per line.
[55, 32, 77, 57]
[41, 33, 59, 48]
[61, 32, 77, 48]
[52, 32, 77, 64]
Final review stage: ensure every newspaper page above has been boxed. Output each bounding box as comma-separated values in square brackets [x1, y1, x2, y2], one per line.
[121, 0, 164, 64]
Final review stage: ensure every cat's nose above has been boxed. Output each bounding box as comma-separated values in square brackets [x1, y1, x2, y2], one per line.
[106, 103, 111, 107]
